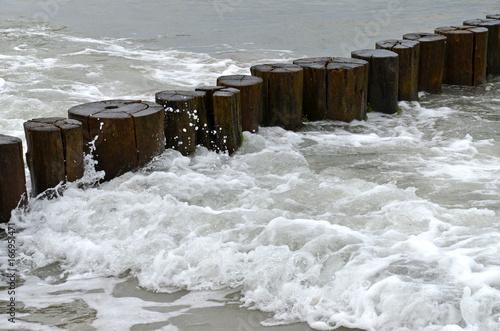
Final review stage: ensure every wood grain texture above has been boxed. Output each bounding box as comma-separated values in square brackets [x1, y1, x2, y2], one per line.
[376, 39, 420, 101]
[0, 134, 27, 222]
[155, 91, 205, 155]
[435, 26, 488, 86]
[250, 63, 304, 130]
[24, 117, 83, 197]
[69, 100, 164, 181]
[351, 49, 399, 114]
[327, 57, 369, 122]
[464, 19, 500, 75]
[403, 33, 446, 93]
[293, 57, 333, 121]
[217, 75, 263, 133]
[212, 88, 242, 155]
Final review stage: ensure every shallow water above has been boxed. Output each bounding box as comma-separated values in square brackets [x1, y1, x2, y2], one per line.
[1, 1, 500, 330]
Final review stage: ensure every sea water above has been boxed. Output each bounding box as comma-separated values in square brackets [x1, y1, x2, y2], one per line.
[1, 1, 500, 330]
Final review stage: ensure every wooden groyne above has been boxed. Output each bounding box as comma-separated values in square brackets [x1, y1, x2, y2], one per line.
[1, 12, 500, 222]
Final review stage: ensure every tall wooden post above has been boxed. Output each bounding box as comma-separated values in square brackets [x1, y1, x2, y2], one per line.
[435, 26, 488, 86]
[403, 33, 447, 93]
[24, 117, 84, 197]
[0, 135, 27, 222]
[217, 75, 263, 133]
[327, 57, 369, 122]
[195, 86, 226, 150]
[250, 63, 304, 130]
[463, 19, 500, 75]
[351, 49, 399, 114]
[293, 57, 333, 121]
[376, 39, 420, 101]
[212, 88, 242, 155]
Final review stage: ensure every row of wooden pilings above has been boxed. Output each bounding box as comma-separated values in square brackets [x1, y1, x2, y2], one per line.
[1, 15, 500, 223]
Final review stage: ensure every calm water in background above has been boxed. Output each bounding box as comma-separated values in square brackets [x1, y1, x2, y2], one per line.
[1, 1, 500, 330]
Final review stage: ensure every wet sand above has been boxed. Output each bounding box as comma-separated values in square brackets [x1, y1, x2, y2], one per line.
[115, 277, 363, 331]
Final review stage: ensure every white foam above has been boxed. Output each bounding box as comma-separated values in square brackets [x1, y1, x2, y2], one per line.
[8, 125, 500, 330]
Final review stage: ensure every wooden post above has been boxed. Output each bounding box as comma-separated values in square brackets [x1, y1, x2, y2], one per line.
[292, 57, 368, 122]
[435, 26, 489, 86]
[463, 19, 500, 75]
[351, 49, 399, 114]
[0, 135, 27, 222]
[327, 57, 369, 122]
[250, 63, 304, 130]
[486, 14, 500, 20]
[195, 85, 226, 150]
[212, 88, 242, 155]
[376, 39, 420, 101]
[155, 90, 208, 154]
[216, 75, 263, 133]
[24, 117, 84, 197]
[68, 100, 165, 182]
[403, 33, 447, 93]
[292, 57, 333, 121]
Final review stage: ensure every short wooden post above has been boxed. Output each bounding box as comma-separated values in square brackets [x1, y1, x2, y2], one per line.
[435, 26, 488, 86]
[292, 57, 333, 121]
[403, 33, 447, 94]
[212, 88, 242, 155]
[351, 49, 399, 114]
[486, 14, 500, 20]
[155, 90, 208, 154]
[463, 19, 500, 75]
[250, 63, 303, 130]
[24, 118, 84, 197]
[327, 57, 369, 122]
[376, 39, 420, 101]
[0, 135, 27, 222]
[68, 100, 165, 182]
[217, 75, 263, 133]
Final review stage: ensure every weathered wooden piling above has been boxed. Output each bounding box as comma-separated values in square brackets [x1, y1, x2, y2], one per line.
[194, 86, 243, 154]
[351, 49, 399, 114]
[212, 87, 242, 155]
[24, 118, 84, 197]
[195, 85, 225, 149]
[155, 90, 208, 154]
[250, 63, 303, 130]
[435, 26, 488, 86]
[68, 100, 165, 182]
[0, 135, 27, 222]
[327, 57, 369, 122]
[217, 75, 263, 133]
[463, 19, 500, 75]
[293, 57, 368, 122]
[486, 14, 500, 20]
[376, 39, 420, 101]
[292, 57, 333, 121]
[403, 33, 447, 94]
